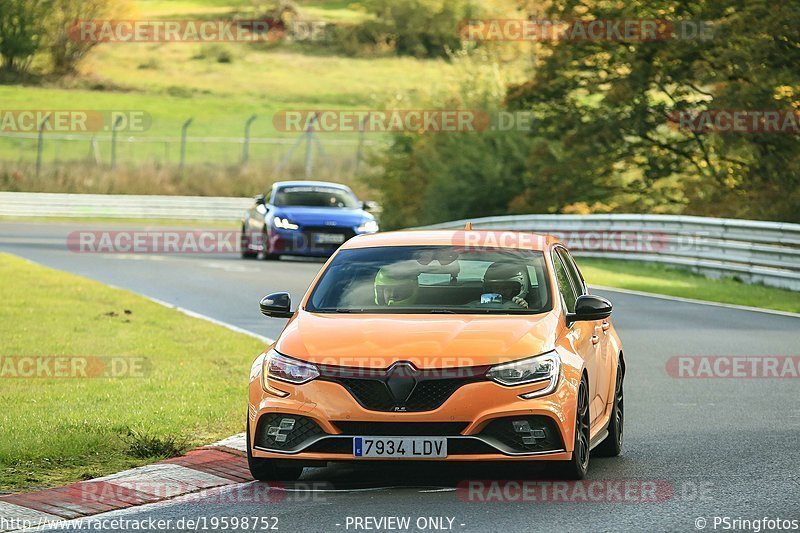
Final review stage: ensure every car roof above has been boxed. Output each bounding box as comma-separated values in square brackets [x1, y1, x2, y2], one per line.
[272, 180, 352, 191]
[342, 230, 560, 252]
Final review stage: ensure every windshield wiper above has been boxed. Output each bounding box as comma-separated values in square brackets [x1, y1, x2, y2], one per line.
[428, 309, 457, 314]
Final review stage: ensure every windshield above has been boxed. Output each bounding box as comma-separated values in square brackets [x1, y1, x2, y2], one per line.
[273, 186, 359, 208]
[306, 246, 552, 314]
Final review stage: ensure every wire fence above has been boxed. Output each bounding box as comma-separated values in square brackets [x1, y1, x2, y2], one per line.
[0, 126, 384, 178]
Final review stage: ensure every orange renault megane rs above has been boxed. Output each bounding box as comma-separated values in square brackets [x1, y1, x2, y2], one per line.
[247, 229, 625, 480]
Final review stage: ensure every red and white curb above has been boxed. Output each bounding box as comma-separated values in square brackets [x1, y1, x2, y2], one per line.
[0, 435, 248, 532]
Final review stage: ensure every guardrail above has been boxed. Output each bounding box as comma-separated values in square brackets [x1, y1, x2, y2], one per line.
[2, 193, 797, 291]
[420, 214, 800, 291]
[0, 192, 251, 221]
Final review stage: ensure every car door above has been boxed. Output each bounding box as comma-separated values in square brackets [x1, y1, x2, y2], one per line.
[550, 248, 603, 425]
[557, 247, 613, 423]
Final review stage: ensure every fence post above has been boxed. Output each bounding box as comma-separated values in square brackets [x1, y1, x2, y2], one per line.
[241, 115, 257, 166]
[355, 114, 367, 174]
[304, 113, 317, 178]
[35, 114, 50, 178]
[110, 115, 124, 169]
[89, 136, 101, 164]
[179, 118, 193, 173]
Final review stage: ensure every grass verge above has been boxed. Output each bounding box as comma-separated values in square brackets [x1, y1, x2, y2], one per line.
[579, 258, 800, 314]
[0, 253, 265, 492]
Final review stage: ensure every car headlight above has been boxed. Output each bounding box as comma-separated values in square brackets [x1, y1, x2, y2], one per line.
[357, 220, 379, 233]
[486, 351, 561, 398]
[273, 216, 299, 230]
[263, 349, 320, 385]
[250, 353, 266, 381]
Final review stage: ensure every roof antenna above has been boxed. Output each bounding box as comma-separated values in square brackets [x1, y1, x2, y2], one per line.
[464, 222, 473, 230]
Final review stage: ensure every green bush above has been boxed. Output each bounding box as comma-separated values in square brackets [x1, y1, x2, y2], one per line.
[192, 44, 235, 63]
[364, 130, 531, 229]
[0, 0, 128, 75]
[45, 0, 130, 74]
[0, 0, 45, 72]
[343, 0, 476, 58]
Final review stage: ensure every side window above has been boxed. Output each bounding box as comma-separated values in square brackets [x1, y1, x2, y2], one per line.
[551, 251, 578, 313]
[557, 248, 586, 296]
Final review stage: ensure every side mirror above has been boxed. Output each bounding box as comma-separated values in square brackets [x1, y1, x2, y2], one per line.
[255, 194, 266, 206]
[569, 294, 612, 322]
[260, 292, 293, 318]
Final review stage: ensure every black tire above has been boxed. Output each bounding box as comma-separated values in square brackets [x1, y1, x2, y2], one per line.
[241, 226, 258, 259]
[556, 375, 590, 480]
[261, 230, 280, 261]
[594, 358, 624, 457]
[246, 418, 303, 481]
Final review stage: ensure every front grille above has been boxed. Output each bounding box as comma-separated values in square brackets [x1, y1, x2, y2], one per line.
[303, 225, 356, 238]
[333, 421, 469, 436]
[337, 379, 466, 412]
[254, 414, 325, 452]
[301, 226, 356, 251]
[404, 380, 464, 411]
[338, 379, 395, 410]
[319, 363, 491, 413]
[478, 416, 563, 453]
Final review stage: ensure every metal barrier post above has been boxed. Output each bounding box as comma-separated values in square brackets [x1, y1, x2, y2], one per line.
[179, 118, 193, 173]
[35, 114, 51, 178]
[242, 115, 257, 166]
[110, 115, 124, 169]
[304, 114, 317, 178]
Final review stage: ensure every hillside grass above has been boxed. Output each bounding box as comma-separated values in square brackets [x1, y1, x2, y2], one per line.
[0, 0, 459, 174]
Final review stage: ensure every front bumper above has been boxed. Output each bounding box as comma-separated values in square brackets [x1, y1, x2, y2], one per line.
[248, 371, 577, 462]
[268, 226, 366, 257]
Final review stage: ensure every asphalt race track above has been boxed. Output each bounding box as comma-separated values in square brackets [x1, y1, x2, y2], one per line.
[2, 221, 799, 533]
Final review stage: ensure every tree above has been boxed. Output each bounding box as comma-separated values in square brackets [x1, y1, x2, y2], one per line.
[354, 0, 477, 58]
[44, 0, 130, 74]
[507, 0, 800, 221]
[0, 0, 45, 73]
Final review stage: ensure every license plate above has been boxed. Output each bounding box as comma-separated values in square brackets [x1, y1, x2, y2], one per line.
[313, 233, 346, 244]
[353, 437, 447, 458]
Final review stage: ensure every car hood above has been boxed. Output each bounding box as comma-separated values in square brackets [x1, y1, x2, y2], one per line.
[275, 207, 370, 227]
[275, 311, 560, 368]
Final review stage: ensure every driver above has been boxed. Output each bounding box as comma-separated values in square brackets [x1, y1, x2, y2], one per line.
[374, 265, 419, 306]
[481, 262, 530, 308]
